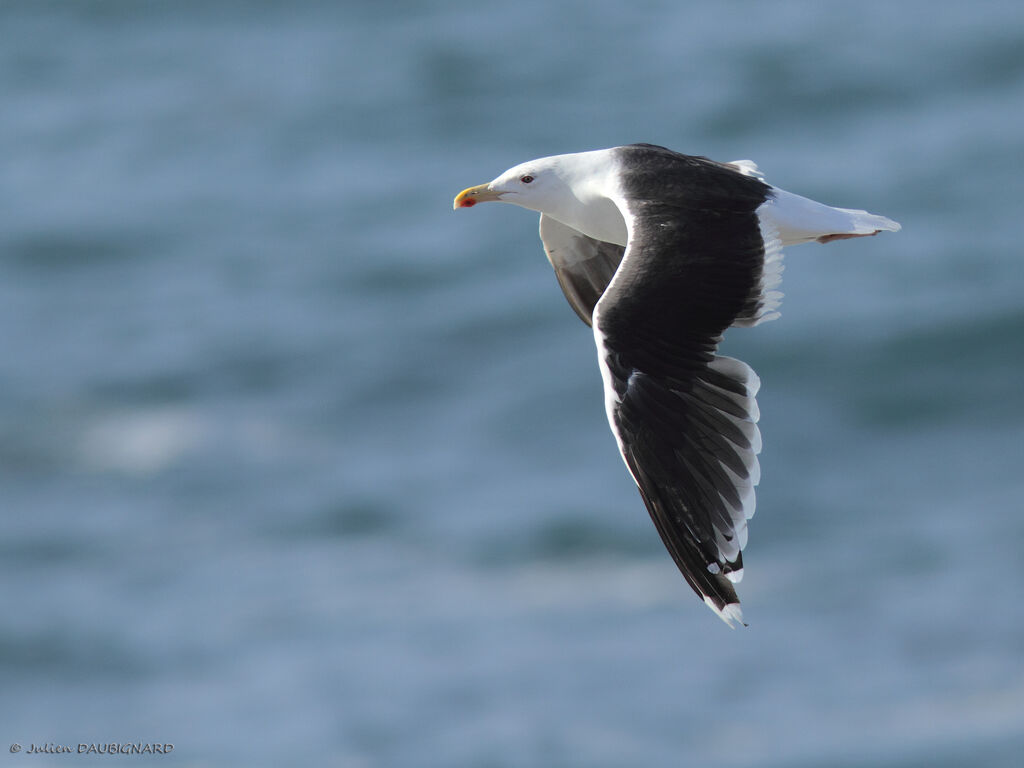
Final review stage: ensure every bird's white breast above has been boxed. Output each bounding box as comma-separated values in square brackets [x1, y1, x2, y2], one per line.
[546, 149, 630, 246]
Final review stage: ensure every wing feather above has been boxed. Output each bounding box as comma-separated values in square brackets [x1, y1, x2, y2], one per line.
[539, 214, 625, 326]
[591, 149, 775, 625]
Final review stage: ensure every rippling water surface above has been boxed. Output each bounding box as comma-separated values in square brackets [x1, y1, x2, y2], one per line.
[2, 2, 1023, 766]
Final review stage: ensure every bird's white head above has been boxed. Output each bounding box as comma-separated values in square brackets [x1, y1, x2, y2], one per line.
[454, 149, 627, 246]
[453, 156, 570, 214]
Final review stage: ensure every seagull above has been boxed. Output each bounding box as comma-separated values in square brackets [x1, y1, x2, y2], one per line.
[453, 143, 900, 626]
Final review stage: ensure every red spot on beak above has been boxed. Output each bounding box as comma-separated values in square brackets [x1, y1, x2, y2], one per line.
[459, 198, 476, 208]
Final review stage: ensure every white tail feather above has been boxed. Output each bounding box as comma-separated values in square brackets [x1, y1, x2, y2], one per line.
[764, 188, 901, 247]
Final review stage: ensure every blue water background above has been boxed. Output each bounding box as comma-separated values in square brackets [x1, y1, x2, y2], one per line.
[2, 1, 1023, 766]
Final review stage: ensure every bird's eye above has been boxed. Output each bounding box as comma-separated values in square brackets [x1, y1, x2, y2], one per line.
[520, 175, 534, 184]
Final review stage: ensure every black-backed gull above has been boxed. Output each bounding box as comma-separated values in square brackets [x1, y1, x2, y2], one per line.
[454, 143, 900, 626]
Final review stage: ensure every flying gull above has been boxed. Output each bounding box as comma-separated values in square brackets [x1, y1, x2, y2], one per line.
[453, 143, 900, 626]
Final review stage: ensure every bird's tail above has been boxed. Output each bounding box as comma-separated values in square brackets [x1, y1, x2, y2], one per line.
[766, 188, 901, 246]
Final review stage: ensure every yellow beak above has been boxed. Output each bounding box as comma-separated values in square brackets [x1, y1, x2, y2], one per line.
[453, 184, 502, 210]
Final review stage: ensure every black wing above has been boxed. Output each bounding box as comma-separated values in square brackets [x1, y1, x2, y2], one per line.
[593, 147, 775, 625]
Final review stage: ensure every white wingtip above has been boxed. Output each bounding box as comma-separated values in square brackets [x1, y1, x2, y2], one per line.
[705, 597, 746, 628]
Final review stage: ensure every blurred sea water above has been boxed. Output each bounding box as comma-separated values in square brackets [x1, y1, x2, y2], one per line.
[1, 1, 1023, 766]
